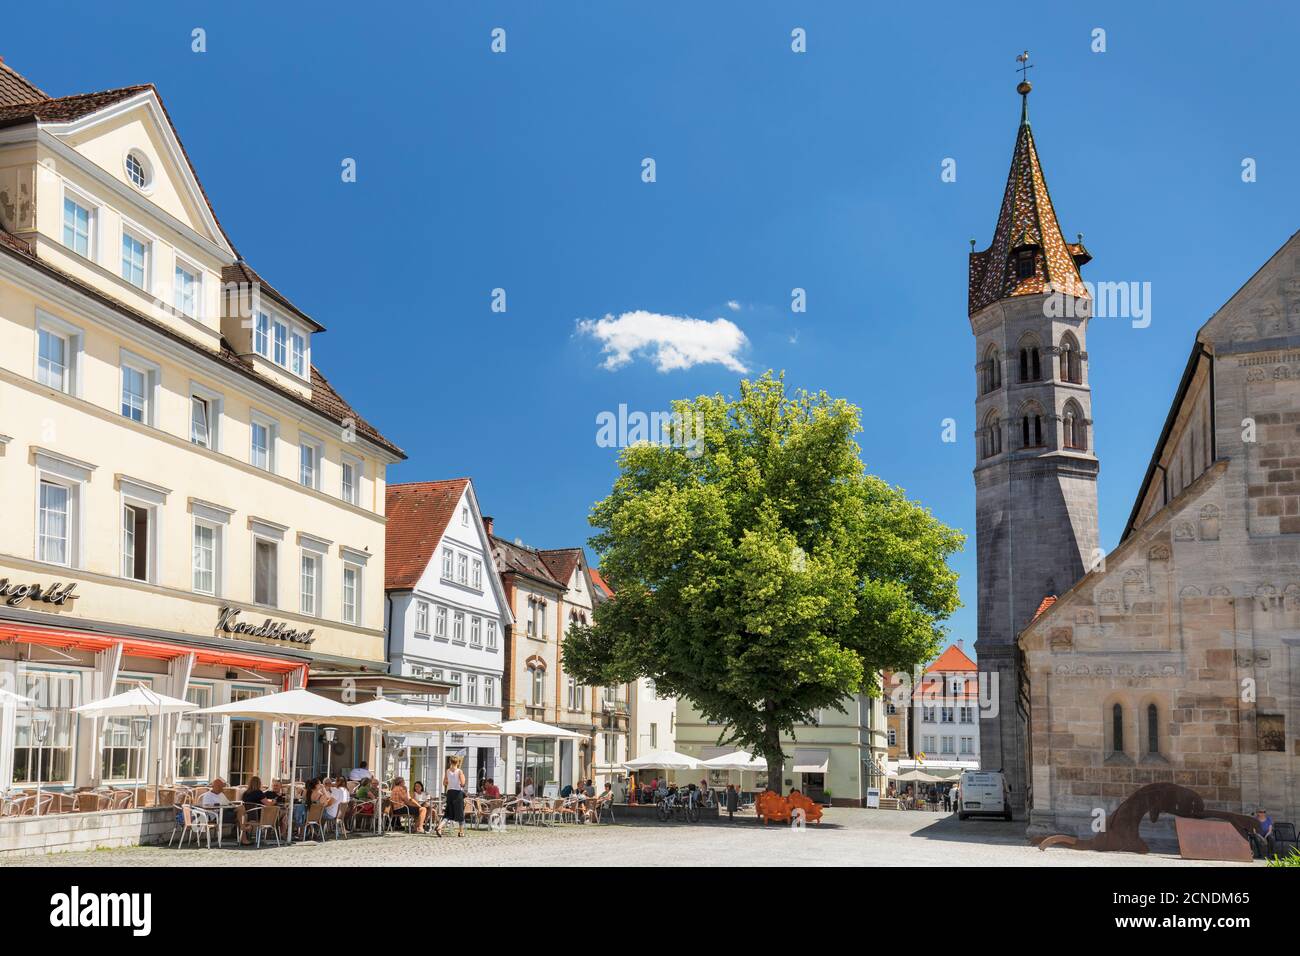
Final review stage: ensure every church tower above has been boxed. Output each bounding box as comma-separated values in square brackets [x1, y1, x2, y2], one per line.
[970, 69, 1100, 814]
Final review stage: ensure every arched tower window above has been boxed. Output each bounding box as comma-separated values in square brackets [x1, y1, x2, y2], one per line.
[1059, 332, 1082, 384]
[982, 411, 1002, 459]
[981, 345, 1002, 394]
[1063, 399, 1087, 450]
[1112, 703, 1124, 754]
[1017, 335, 1042, 383]
[1019, 402, 1044, 449]
[1146, 703, 1159, 755]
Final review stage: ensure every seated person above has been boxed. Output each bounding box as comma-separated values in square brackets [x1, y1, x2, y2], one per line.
[237, 776, 270, 844]
[1250, 808, 1275, 859]
[482, 778, 501, 799]
[325, 776, 350, 832]
[387, 777, 427, 831]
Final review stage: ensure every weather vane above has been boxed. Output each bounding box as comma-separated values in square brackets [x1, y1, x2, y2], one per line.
[1016, 50, 1033, 83]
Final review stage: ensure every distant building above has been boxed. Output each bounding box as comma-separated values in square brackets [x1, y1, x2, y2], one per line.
[911, 643, 980, 772]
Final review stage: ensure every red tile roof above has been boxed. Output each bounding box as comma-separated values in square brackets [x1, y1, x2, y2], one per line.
[0, 58, 47, 106]
[491, 535, 565, 590]
[0, 84, 152, 127]
[925, 644, 978, 673]
[588, 568, 613, 599]
[1032, 595, 1057, 621]
[385, 480, 470, 590]
[968, 93, 1090, 316]
[537, 548, 582, 589]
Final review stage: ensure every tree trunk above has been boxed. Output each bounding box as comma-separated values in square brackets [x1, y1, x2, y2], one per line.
[762, 701, 783, 795]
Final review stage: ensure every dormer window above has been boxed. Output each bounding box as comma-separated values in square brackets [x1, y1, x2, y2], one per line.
[125, 151, 152, 190]
[1015, 250, 1036, 279]
[252, 309, 310, 379]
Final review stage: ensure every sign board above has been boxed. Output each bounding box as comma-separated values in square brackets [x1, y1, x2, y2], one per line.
[866, 787, 880, 809]
[542, 782, 559, 798]
[0, 579, 78, 609]
[1174, 818, 1253, 862]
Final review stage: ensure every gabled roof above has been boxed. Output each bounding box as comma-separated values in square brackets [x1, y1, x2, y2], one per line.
[0, 57, 47, 105]
[223, 260, 325, 333]
[968, 89, 1090, 316]
[537, 548, 582, 588]
[925, 644, 977, 673]
[0, 84, 152, 126]
[491, 535, 565, 591]
[385, 480, 471, 590]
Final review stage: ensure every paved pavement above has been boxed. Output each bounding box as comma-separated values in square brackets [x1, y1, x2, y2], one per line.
[0, 808, 1256, 867]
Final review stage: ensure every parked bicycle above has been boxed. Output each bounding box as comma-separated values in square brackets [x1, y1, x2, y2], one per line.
[656, 785, 702, 823]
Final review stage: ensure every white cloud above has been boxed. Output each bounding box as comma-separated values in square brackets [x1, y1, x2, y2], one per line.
[726, 300, 741, 312]
[576, 310, 749, 373]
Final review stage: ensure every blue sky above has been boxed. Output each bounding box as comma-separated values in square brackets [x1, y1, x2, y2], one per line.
[8, 2, 1299, 651]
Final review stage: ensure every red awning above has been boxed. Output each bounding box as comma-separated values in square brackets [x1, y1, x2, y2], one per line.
[0, 621, 308, 683]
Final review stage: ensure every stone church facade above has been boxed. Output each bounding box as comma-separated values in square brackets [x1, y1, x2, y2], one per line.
[971, 77, 1300, 833]
[1020, 230, 1300, 836]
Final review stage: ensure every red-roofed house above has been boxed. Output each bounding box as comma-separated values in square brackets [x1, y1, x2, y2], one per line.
[385, 479, 511, 793]
[911, 641, 980, 772]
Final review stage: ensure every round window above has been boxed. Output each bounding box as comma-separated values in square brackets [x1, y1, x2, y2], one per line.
[125, 152, 150, 189]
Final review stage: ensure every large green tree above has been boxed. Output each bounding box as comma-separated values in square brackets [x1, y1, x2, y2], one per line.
[563, 372, 964, 791]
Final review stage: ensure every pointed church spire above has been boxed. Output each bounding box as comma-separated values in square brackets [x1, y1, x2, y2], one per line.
[968, 59, 1091, 316]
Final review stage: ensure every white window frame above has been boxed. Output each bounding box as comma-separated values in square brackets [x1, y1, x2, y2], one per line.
[251, 530, 281, 609]
[249, 411, 278, 473]
[118, 349, 160, 427]
[190, 509, 227, 597]
[452, 610, 465, 644]
[34, 311, 84, 397]
[298, 536, 329, 617]
[299, 434, 323, 490]
[173, 256, 203, 319]
[450, 673, 463, 704]
[61, 186, 96, 261]
[434, 604, 448, 640]
[120, 222, 152, 292]
[457, 553, 468, 585]
[441, 547, 454, 580]
[486, 619, 498, 651]
[466, 674, 478, 705]
[483, 677, 495, 707]
[340, 454, 362, 506]
[33, 450, 93, 569]
[415, 600, 430, 636]
[253, 311, 271, 358]
[342, 561, 362, 625]
[472, 558, 483, 589]
[470, 615, 482, 647]
[116, 476, 167, 586]
[189, 383, 223, 451]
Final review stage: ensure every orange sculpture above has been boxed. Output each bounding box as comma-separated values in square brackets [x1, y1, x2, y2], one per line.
[755, 789, 823, 825]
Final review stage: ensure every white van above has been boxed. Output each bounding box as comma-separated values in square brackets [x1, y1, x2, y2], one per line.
[957, 770, 1012, 821]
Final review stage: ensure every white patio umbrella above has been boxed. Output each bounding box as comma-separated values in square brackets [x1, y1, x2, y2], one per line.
[623, 749, 703, 771]
[194, 688, 386, 844]
[351, 698, 502, 810]
[701, 749, 766, 772]
[73, 686, 196, 806]
[499, 718, 585, 796]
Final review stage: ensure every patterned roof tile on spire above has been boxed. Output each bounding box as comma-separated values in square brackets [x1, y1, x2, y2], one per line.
[968, 101, 1089, 316]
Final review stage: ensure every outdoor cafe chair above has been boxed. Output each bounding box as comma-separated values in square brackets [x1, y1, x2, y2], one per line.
[1273, 821, 1299, 857]
[302, 803, 326, 842]
[592, 792, 615, 824]
[75, 791, 109, 813]
[169, 805, 214, 849]
[109, 789, 136, 810]
[251, 805, 281, 848]
[14, 792, 53, 816]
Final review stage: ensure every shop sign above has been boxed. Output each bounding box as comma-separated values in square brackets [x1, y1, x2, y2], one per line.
[216, 606, 315, 646]
[0, 579, 78, 609]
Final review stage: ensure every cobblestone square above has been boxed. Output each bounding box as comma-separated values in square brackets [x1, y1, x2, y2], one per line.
[0, 809, 1255, 867]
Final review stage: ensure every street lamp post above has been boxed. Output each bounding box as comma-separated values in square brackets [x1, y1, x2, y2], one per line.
[31, 714, 50, 815]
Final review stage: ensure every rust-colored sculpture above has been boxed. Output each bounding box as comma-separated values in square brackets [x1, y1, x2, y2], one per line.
[755, 789, 823, 825]
[1034, 783, 1259, 853]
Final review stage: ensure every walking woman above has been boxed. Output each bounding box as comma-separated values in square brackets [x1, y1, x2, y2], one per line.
[438, 754, 468, 837]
